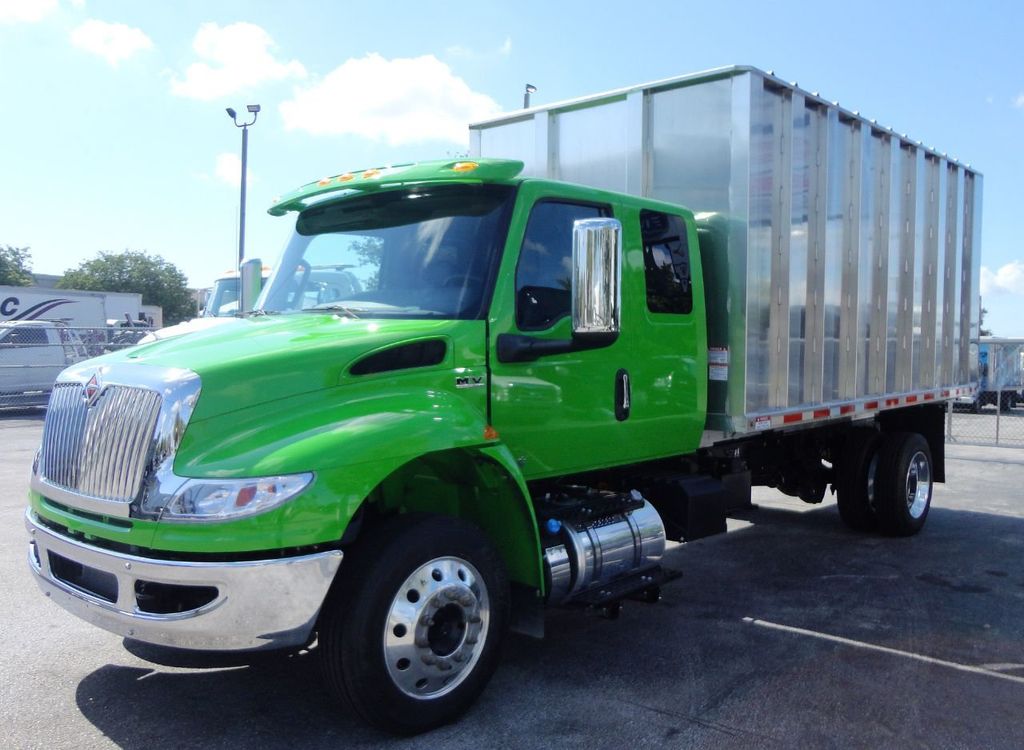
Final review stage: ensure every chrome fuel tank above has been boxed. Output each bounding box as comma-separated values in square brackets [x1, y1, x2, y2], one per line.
[544, 497, 665, 604]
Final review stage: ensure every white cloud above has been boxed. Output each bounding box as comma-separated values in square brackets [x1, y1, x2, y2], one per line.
[1015, 94, 1024, 109]
[444, 44, 474, 59]
[981, 261, 1024, 296]
[280, 53, 501, 146]
[214, 153, 254, 188]
[70, 20, 152, 66]
[0, 0, 57, 23]
[171, 22, 305, 101]
[446, 37, 512, 59]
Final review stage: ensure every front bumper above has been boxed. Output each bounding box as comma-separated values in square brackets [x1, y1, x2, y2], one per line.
[25, 510, 343, 652]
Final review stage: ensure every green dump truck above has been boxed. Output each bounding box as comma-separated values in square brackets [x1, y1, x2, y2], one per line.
[26, 67, 981, 734]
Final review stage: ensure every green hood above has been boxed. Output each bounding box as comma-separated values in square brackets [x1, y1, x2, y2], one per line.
[120, 315, 473, 422]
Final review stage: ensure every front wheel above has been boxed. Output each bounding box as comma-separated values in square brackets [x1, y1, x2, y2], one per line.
[319, 514, 509, 735]
[873, 432, 933, 536]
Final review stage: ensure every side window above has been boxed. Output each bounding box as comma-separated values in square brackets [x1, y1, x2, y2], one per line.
[515, 201, 607, 330]
[641, 210, 693, 315]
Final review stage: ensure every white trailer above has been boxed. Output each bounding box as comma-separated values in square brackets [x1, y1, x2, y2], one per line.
[0, 286, 153, 328]
[1, 286, 106, 328]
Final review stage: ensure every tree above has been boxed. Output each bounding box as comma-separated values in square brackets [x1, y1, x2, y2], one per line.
[980, 306, 993, 337]
[0, 245, 33, 286]
[60, 251, 195, 325]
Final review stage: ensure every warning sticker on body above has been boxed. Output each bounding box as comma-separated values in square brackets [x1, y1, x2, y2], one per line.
[709, 363, 729, 381]
[753, 415, 772, 431]
[708, 346, 729, 365]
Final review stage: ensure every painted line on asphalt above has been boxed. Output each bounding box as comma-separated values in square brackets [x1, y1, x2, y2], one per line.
[743, 617, 1024, 685]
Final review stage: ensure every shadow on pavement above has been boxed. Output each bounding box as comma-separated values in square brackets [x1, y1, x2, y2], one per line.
[73, 502, 1024, 749]
[75, 652, 388, 749]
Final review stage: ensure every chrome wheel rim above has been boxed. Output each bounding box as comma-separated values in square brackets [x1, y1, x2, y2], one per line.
[905, 451, 932, 519]
[383, 556, 489, 699]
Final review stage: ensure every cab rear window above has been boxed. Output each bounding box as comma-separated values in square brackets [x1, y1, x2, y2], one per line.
[640, 210, 692, 315]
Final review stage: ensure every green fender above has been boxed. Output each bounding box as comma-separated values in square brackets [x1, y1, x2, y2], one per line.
[371, 442, 544, 591]
[477, 442, 545, 592]
[167, 380, 544, 589]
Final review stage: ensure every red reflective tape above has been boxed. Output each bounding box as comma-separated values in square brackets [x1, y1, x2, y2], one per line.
[886, 398, 899, 407]
[924, 393, 935, 401]
[813, 408, 830, 419]
[840, 405, 855, 414]
[783, 413, 803, 424]
[942, 390, 950, 397]
[865, 401, 879, 410]
[906, 395, 918, 404]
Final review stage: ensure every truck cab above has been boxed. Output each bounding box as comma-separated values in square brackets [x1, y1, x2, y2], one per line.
[202, 266, 271, 317]
[25, 160, 708, 729]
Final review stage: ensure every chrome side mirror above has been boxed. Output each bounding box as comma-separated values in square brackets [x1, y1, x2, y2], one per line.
[571, 218, 621, 339]
[239, 258, 263, 313]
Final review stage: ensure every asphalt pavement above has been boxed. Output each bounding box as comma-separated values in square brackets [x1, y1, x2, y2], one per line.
[1, 410, 1022, 749]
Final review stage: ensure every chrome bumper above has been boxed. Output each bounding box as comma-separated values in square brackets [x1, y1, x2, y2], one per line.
[25, 510, 343, 652]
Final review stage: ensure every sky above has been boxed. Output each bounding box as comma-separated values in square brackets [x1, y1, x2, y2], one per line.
[1, 0, 1023, 334]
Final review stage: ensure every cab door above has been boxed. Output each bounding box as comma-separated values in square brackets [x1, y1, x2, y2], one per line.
[488, 185, 635, 480]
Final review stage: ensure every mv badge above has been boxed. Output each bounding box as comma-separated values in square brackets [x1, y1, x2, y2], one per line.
[83, 373, 103, 407]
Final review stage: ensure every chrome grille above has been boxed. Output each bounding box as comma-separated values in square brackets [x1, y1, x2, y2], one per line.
[41, 382, 162, 503]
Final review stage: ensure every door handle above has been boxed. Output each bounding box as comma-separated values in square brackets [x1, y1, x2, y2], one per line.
[615, 368, 630, 421]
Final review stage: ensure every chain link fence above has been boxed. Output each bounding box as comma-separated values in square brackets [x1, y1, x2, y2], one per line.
[946, 396, 1024, 446]
[946, 339, 1024, 447]
[0, 323, 153, 409]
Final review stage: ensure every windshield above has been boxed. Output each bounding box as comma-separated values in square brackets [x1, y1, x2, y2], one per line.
[257, 184, 514, 319]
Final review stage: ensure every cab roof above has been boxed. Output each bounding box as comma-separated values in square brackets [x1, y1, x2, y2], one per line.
[267, 158, 525, 216]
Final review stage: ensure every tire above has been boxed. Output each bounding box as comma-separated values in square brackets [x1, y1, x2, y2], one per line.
[873, 432, 933, 537]
[835, 428, 883, 531]
[319, 514, 509, 735]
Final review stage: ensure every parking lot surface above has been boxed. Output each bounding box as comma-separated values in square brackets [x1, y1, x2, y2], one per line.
[2, 411, 1022, 749]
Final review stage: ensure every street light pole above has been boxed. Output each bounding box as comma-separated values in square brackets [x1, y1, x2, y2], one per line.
[226, 104, 261, 269]
[523, 83, 537, 109]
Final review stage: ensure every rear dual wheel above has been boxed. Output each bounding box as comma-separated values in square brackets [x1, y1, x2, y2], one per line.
[873, 432, 933, 536]
[836, 430, 933, 536]
[835, 429, 882, 531]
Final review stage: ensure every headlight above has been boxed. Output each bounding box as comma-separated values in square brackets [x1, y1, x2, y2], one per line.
[151, 473, 314, 521]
